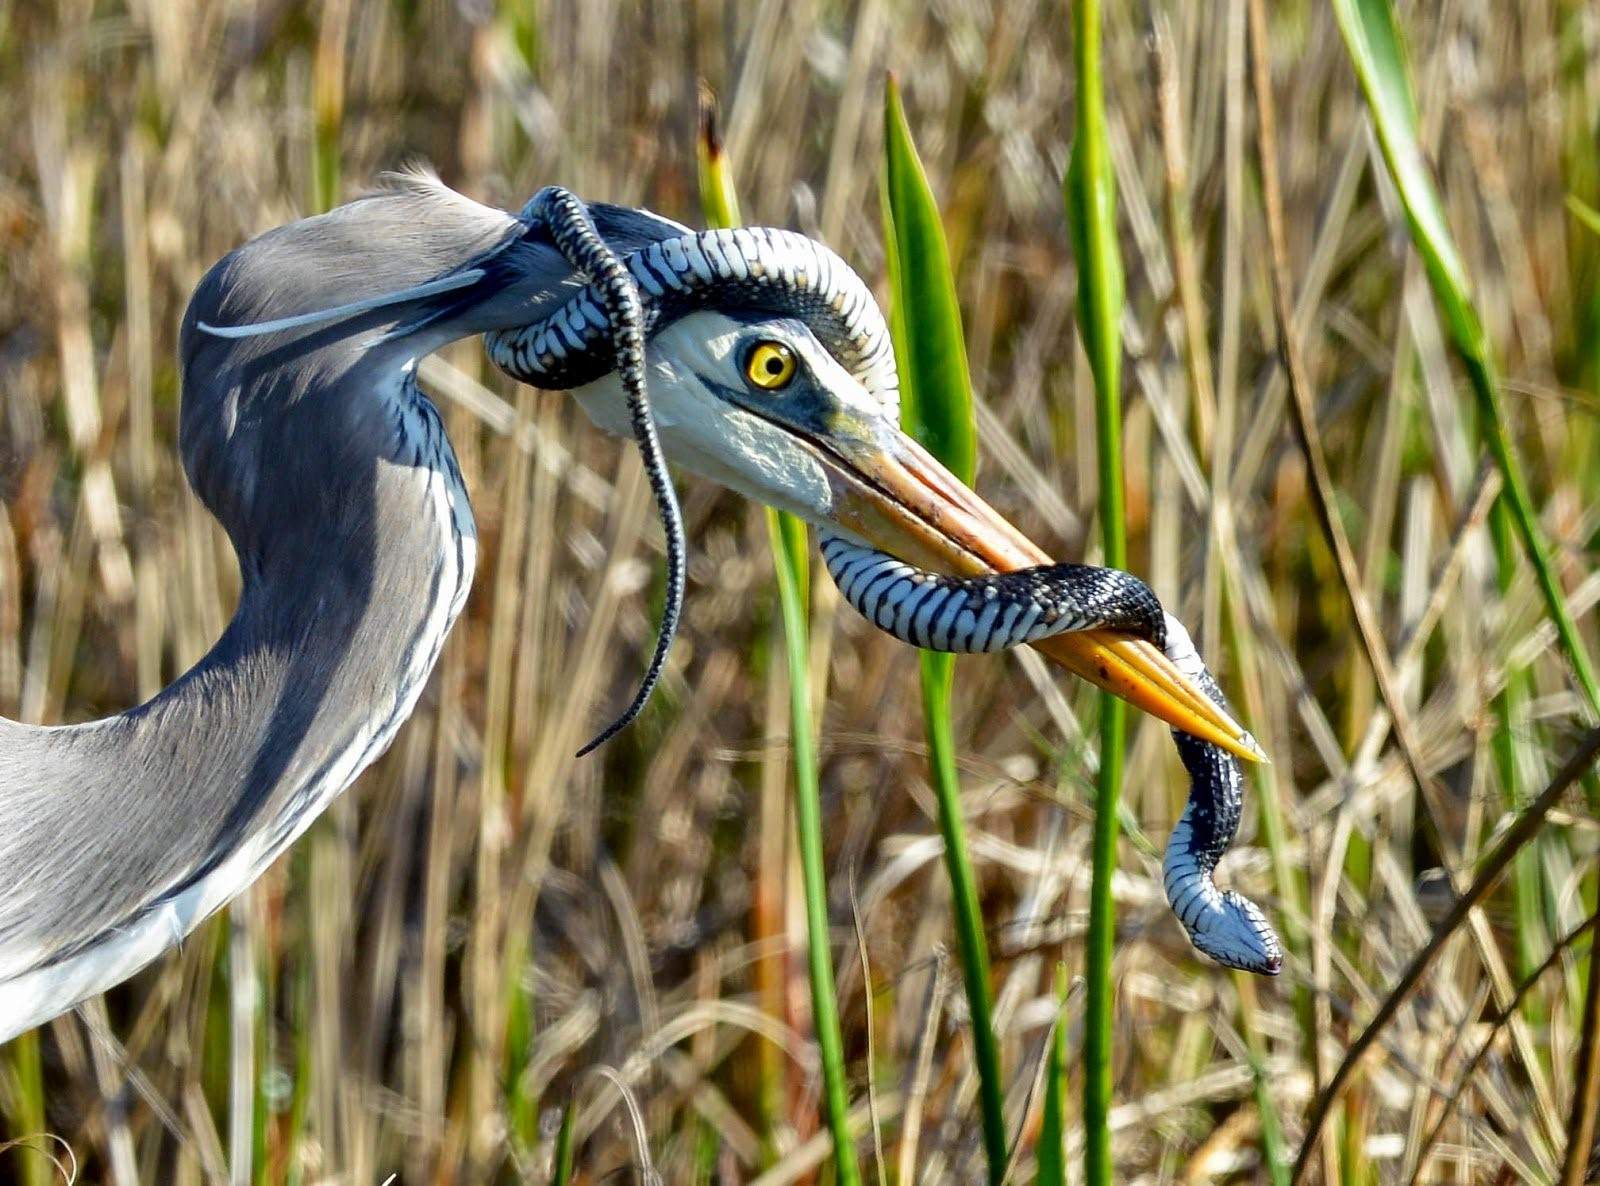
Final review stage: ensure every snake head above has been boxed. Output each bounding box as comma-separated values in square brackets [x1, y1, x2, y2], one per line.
[1182, 889, 1284, 976]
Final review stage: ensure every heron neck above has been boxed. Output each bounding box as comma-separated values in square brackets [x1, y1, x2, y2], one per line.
[0, 389, 475, 1031]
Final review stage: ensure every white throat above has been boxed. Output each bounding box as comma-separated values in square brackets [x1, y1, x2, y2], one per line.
[571, 314, 837, 525]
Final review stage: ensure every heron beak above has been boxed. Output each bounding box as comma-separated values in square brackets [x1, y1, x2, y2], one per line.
[819, 427, 1266, 764]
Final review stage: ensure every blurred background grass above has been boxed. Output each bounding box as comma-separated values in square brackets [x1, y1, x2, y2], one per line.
[2, 0, 1599, 1182]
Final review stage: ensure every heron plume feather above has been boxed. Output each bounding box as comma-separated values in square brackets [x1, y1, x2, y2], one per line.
[196, 268, 488, 339]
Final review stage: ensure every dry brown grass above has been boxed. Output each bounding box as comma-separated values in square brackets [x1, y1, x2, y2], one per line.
[1, 1, 1598, 1182]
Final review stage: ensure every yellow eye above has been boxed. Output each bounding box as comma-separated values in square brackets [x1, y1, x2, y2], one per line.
[745, 341, 797, 390]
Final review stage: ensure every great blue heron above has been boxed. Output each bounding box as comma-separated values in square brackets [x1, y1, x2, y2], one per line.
[0, 174, 1278, 1046]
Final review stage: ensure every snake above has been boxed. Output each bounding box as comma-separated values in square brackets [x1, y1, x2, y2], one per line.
[488, 187, 1282, 975]
[819, 535, 1282, 974]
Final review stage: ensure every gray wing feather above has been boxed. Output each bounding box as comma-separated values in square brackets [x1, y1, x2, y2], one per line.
[0, 173, 671, 1000]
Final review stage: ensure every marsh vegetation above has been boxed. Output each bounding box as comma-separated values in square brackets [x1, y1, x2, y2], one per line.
[1, 1, 1598, 1181]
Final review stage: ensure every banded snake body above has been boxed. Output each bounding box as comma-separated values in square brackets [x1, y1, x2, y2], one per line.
[488, 187, 1283, 976]
[819, 535, 1281, 974]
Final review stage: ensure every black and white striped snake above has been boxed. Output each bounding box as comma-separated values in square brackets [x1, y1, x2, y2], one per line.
[819, 534, 1282, 974]
[491, 188, 1282, 975]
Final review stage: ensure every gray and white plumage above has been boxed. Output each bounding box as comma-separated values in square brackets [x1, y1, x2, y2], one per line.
[0, 175, 1277, 1048]
[0, 174, 688, 1042]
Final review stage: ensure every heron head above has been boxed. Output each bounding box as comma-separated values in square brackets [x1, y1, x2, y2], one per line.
[487, 219, 1261, 761]
[563, 310, 893, 525]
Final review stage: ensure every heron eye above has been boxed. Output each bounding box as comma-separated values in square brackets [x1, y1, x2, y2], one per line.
[744, 341, 797, 391]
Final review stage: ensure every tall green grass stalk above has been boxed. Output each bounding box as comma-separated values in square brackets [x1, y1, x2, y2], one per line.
[1036, 965, 1070, 1186]
[551, 1100, 577, 1186]
[1064, 1, 1127, 1181]
[1332, 2, 1600, 1169]
[882, 77, 1006, 1185]
[1569, 195, 1600, 239]
[1235, 968, 1292, 1181]
[698, 88, 861, 1186]
[1331, 29, 1596, 1070]
[3, 1032, 49, 1186]
[1331, 0, 1600, 718]
[310, 0, 348, 216]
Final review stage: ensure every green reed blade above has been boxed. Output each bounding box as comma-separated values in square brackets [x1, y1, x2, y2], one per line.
[551, 1098, 576, 1186]
[1036, 964, 1070, 1186]
[883, 81, 977, 483]
[1569, 195, 1600, 240]
[1063, 0, 1127, 1180]
[697, 83, 742, 232]
[1249, 1044, 1293, 1186]
[2, 1032, 48, 1186]
[1334, 9, 1598, 1152]
[310, 2, 347, 216]
[1332, 0, 1600, 718]
[883, 75, 1005, 1185]
[698, 86, 860, 1186]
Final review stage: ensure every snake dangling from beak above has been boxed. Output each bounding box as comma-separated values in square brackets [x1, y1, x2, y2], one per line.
[488, 187, 1282, 975]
